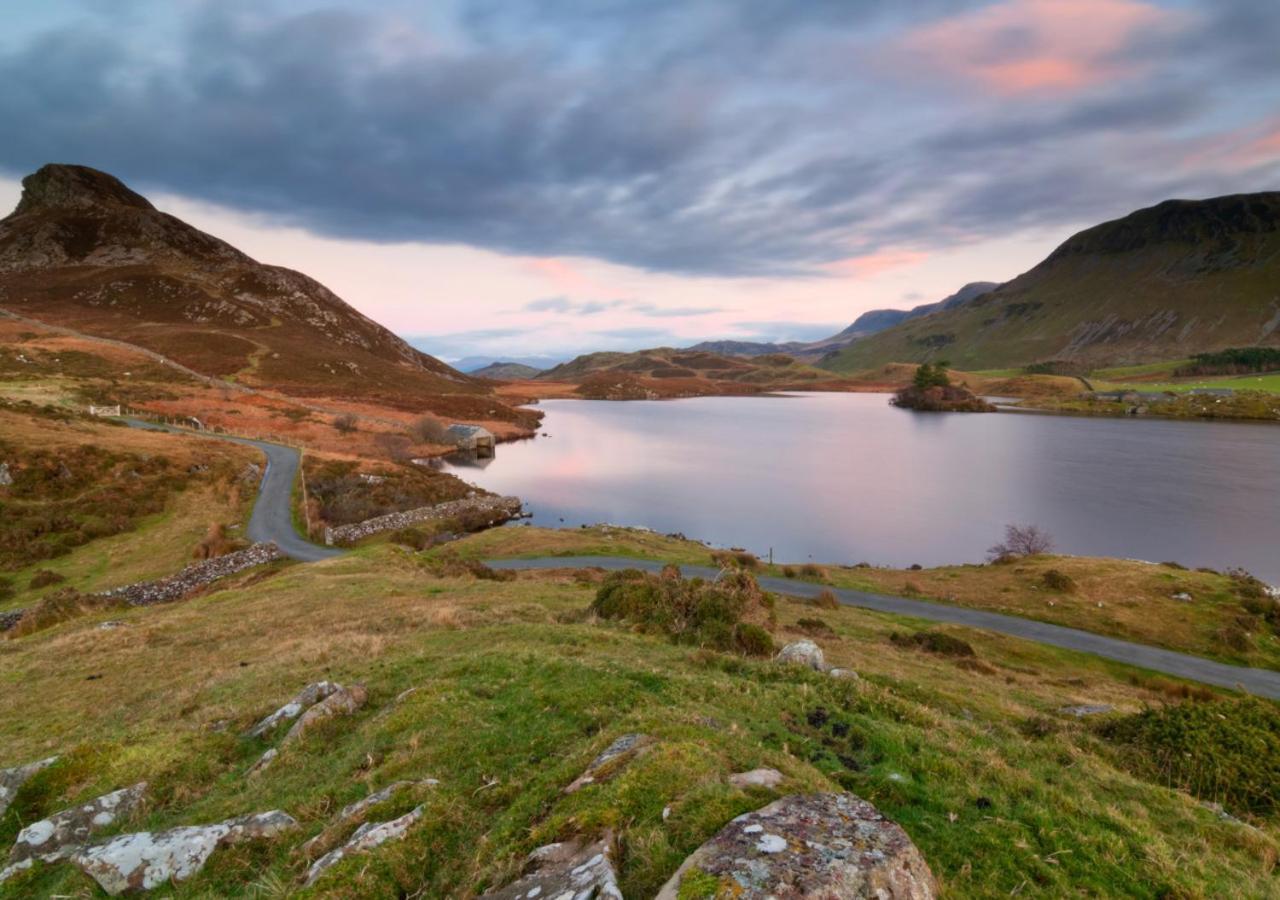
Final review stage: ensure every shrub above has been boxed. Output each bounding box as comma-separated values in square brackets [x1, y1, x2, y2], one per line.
[10, 588, 128, 637]
[332, 413, 358, 434]
[409, 415, 452, 444]
[590, 566, 776, 655]
[795, 617, 834, 636]
[28, 569, 66, 590]
[781, 566, 796, 578]
[799, 563, 825, 580]
[425, 549, 515, 581]
[890, 630, 976, 657]
[734, 623, 775, 657]
[1041, 569, 1077, 593]
[1099, 698, 1280, 814]
[711, 550, 759, 570]
[987, 524, 1053, 562]
[813, 589, 840, 610]
[191, 523, 246, 560]
[0, 576, 14, 602]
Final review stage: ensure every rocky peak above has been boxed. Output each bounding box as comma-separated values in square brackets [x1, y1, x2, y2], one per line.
[12, 164, 156, 217]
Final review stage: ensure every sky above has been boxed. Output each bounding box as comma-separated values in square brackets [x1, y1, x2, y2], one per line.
[1, 0, 1278, 364]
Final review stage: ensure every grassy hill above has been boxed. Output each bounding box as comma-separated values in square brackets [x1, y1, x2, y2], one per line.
[823, 193, 1280, 372]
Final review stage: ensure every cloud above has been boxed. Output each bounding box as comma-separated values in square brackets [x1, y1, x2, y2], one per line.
[522, 297, 722, 318]
[0, 1, 1273, 280]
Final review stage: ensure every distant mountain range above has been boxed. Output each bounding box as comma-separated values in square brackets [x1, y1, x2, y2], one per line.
[470, 361, 544, 380]
[0, 163, 531, 424]
[688, 282, 999, 362]
[822, 192, 1280, 371]
[450, 354, 566, 373]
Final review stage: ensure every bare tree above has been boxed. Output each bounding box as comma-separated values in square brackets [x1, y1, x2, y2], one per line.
[987, 524, 1054, 562]
[408, 415, 451, 444]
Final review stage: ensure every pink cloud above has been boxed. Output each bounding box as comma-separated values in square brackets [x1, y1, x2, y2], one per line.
[896, 0, 1180, 96]
[826, 249, 929, 280]
[521, 257, 593, 292]
[1184, 118, 1280, 172]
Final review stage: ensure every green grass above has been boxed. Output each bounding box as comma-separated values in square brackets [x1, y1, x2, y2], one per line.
[1, 545, 1277, 897]
[1097, 372, 1280, 395]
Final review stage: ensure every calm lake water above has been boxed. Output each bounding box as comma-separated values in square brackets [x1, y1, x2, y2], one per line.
[443, 393, 1280, 584]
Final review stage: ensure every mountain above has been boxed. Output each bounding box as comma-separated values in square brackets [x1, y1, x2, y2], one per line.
[686, 282, 998, 362]
[822, 193, 1280, 372]
[0, 164, 520, 420]
[470, 361, 543, 380]
[450, 354, 566, 372]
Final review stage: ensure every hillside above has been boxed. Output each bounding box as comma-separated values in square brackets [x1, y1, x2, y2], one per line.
[535, 347, 857, 398]
[0, 164, 530, 425]
[470, 361, 543, 380]
[823, 193, 1280, 371]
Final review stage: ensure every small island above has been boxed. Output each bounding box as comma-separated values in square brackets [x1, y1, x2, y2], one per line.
[891, 362, 996, 412]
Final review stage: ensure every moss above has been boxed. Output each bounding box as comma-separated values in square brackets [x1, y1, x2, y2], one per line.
[675, 867, 726, 899]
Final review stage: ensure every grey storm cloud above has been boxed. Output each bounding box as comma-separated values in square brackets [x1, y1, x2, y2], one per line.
[0, 1, 1276, 276]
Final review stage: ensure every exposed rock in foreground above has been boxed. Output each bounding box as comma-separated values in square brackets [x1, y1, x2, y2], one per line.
[305, 805, 424, 887]
[301, 779, 439, 859]
[891, 384, 995, 413]
[657, 793, 936, 899]
[564, 733, 653, 794]
[480, 834, 622, 900]
[10, 782, 147, 865]
[776, 640, 826, 672]
[71, 810, 297, 895]
[0, 756, 58, 817]
[281, 684, 368, 745]
[247, 681, 343, 737]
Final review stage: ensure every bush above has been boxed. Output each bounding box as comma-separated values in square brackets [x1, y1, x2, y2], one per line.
[332, 413, 358, 434]
[781, 566, 796, 578]
[813, 589, 840, 610]
[711, 550, 759, 570]
[0, 576, 13, 602]
[1041, 569, 1077, 593]
[799, 563, 825, 580]
[1099, 698, 1280, 814]
[591, 566, 776, 656]
[987, 524, 1053, 562]
[191, 523, 246, 560]
[409, 415, 452, 444]
[795, 617, 834, 636]
[9, 588, 128, 637]
[28, 569, 66, 590]
[890, 630, 976, 657]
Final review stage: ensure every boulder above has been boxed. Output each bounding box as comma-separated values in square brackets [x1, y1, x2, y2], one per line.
[0, 755, 58, 818]
[728, 768, 785, 790]
[776, 640, 826, 671]
[10, 782, 147, 864]
[71, 810, 296, 895]
[479, 834, 623, 900]
[828, 667, 859, 680]
[656, 793, 936, 899]
[246, 748, 277, 777]
[305, 805, 424, 887]
[564, 733, 653, 794]
[247, 681, 343, 737]
[281, 684, 368, 745]
[0, 463, 11, 486]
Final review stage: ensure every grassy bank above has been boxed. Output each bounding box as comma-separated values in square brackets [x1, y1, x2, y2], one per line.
[2, 543, 1276, 897]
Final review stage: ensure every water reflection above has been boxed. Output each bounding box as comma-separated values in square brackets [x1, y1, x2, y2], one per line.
[443, 393, 1280, 582]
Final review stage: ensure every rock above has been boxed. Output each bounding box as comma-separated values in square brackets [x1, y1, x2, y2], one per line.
[281, 684, 368, 745]
[1060, 704, 1113, 717]
[0, 858, 32, 885]
[247, 681, 343, 737]
[775, 640, 826, 672]
[10, 782, 147, 864]
[300, 779, 438, 858]
[479, 834, 623, 900]
[828, 667, 859, 680]
[0, 463, 12, 486]
[305, 805, 424, 887]
[1172, 592, 1193, 602]
[246, 748, 277, 777]
[71, 810, 296, 895]
[564, 733, 653, 794]
[0, 756, 58, 818]
[728, 768, 785, 790]
[657, 793, 936, 899]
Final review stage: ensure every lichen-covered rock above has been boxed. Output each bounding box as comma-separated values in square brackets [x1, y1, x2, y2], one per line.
[10, 782, 147, 864]
[564, 733, 653, 794]
[281, 684, 368, 745]
[246, 748, 277, 777]
[728, 768, 785, 790]
[247, 681, 342, 737]
[0, 755, 58, 817]
[656, 793, 936, 899]
[304, 805, 423, 886]
[828, 667, 859, 680]
[479, 834, 623, 900]
[776, 640, 826, 671]
[71, 810, 296, 895]
[300, 779, 439, 858]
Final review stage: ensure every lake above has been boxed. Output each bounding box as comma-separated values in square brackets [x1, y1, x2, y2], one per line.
[443, 393, 1280, 584]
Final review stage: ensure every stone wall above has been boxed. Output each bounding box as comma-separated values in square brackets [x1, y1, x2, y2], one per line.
[325, 495, 522, 546]
[98, 542, 285, 606]
[0, 610, 24, 632]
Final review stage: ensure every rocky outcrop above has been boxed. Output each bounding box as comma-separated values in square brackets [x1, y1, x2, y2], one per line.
[0, 609, 26, 633]
[301, 779, 439, 859]
[98, 542, 284, 606]
[281, 684, 368, 745]
[247, 681, 342, 738]
[71, 810, 296, 895]
[564, 733, 653, 794]
[0, 462, 11, 486]
[305, 805, 424, 887]
[324, 495, 522, 546]
[657, 793, 936, 899]
[480, 834, 623, 900]
[728, 768, 785, 790]
[776, 640, 826, 672]
[0, 756, 58, 817]
[10, 782, 147, 865]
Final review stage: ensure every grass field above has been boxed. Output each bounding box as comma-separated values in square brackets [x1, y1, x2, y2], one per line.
[2, 542, 1276, 897]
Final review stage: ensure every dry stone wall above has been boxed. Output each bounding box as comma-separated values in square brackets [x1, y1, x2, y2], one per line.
[98, 542, 284, 606]
[324, 495, 522, 546]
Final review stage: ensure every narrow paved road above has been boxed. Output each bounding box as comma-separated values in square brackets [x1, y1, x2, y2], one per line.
[488, 556, 1280, 699]
[125, 419, 342, 562]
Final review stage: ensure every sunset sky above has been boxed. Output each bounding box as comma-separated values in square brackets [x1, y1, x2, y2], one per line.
[2, 0, 1278, 364]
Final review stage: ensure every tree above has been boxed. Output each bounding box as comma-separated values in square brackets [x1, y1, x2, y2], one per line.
[913, 361, 951, 390]
[987, 524, 1054, 562]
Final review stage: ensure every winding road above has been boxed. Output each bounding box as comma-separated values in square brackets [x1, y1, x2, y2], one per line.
[124, 419, 341, 562]
[487, 556, 1280, 699]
